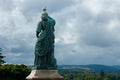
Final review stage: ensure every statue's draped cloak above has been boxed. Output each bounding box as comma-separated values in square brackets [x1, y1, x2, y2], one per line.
[34, 17, 57, 70]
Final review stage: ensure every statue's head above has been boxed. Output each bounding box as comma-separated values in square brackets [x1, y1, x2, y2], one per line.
[41, 12, 48, 21]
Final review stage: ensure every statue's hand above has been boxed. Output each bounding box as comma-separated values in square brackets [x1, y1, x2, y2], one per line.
[36, 32, 39, 38]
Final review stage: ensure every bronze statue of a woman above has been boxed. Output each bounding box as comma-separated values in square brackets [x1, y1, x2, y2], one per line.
[34, 9, 57, 70]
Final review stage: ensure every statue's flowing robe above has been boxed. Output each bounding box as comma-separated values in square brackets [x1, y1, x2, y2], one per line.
[34, 17, 57, 69]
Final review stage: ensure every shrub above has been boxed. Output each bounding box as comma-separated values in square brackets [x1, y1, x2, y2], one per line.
[0, 64, 31, 80]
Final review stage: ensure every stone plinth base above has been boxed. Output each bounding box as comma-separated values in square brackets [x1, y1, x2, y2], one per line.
[26, 70, 64, 80]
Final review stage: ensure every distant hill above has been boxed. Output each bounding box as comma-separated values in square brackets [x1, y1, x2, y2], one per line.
[59, 64, 120, 73]
[112, 65, 120, 70]
[27, 64, 120, 73]
[80, 64, 120, 72]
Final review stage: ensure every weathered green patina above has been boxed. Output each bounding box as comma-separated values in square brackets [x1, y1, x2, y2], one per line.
[34, 12, 57, 70]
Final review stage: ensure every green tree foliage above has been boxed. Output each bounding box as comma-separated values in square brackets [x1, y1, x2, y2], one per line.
[104, 77, 109, 80]
[0, 48, 5, 65]
[65, 73, 120, 80]
[100, 70, 106, 80]
[60, 69, 120, 80]
[0, 64, 31, 80]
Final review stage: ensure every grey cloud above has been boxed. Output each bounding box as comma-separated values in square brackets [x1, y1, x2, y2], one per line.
[54, 0, 120, 65]
[12, 0, 76, 21]
[0, 0, 15, 11]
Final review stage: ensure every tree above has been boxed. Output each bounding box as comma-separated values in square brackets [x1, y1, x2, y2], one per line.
[100, 70, 106, 80]
[0, 48, 5, 65]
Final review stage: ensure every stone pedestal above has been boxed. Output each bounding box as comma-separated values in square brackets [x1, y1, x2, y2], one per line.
[26, 70, 64, 80]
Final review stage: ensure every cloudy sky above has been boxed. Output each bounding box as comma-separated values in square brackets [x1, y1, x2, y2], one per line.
[0, 0, 120, 65]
